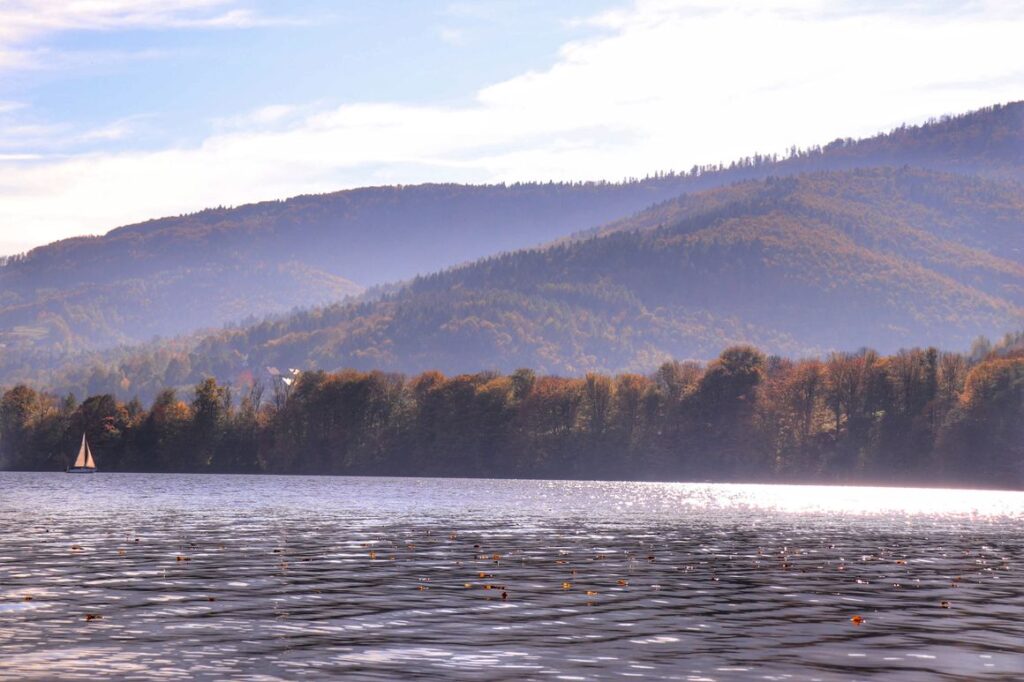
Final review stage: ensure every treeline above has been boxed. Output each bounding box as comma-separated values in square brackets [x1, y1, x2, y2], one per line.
[2, 344, 1021, 487]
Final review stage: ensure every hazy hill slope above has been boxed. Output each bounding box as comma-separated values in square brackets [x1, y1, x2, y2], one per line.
[37, 166, 1024, 399]
[2, 101, 1022, 361]
[214, 169, 1023, 372]
[0, 179, 702, 353]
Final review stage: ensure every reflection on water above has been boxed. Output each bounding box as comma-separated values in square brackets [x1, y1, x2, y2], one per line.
[1, 473, 1022, 680]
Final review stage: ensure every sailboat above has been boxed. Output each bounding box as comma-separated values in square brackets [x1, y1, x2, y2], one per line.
[67, 433, 97, 473]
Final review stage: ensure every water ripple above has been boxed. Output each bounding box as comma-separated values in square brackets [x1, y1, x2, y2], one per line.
[1, 473, 1022, 680]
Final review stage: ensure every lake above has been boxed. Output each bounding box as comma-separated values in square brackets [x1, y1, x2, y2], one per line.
[1, 473, 1022, 680]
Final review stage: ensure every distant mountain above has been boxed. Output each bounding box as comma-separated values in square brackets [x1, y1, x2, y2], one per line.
[193, 167, 1024, 368]
[32, 166, 1024, 401]
[2, 101, 1022, 362]
[0, 179, 706, 355]
[3, 101, 1024, 397]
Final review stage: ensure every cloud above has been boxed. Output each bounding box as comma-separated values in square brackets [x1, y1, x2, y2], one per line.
[0, 114, 152, 152]
[438, 27, 467, 46]
[0, 101, 26, 114]
[212, 105, 301, 132]
[2, 0, 1024, 251]
[0, 1, 292, 72]
[0, 1, 267, 41]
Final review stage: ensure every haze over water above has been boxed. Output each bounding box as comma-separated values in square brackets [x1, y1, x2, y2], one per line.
[1, 473, 1022, 680]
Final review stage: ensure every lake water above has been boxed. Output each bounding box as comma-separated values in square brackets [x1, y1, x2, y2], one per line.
[1, 473, 1023, 680]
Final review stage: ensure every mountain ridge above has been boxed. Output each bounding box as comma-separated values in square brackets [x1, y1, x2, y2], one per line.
[16, 164, 1024, 401]
[2, 101, 1024, 398]
[3, 101, 1022, 356]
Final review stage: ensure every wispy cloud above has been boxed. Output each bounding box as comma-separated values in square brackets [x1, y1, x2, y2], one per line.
[0, 113, 153, 151]
[0, 1, 271, 40]
[211, 104, 302, 132]
[0, 1, 292, 72]
[1, 0, 1023, 251]
[438, 27, 467, 46]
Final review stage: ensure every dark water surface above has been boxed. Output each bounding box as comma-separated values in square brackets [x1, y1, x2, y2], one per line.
[1, 473, 1023, 680]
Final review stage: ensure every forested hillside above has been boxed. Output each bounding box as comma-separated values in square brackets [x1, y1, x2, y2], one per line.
[0, 179, 697, 354]
[1, 102, 1022, 364]
[28, 166, 1023, 401]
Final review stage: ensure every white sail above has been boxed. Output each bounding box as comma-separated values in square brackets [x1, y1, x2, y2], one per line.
[84, 441, 96, 469]
[73, 434, 88, 468]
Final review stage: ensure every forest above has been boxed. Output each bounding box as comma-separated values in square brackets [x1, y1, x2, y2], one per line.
[1, 100, 1021, 372]
[15, 166, 1021, 406]
[2, 339, 1022, 488]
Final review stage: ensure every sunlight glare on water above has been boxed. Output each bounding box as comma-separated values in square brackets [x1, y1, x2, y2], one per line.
[659, 482, 1024, 517]
[1, 473, 1022, 680]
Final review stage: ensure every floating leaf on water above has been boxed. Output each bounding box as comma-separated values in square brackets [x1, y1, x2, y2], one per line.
[478, 572, 491, 578]
[22, 596, 33, 601]
[417, 585, 428, 591]
[585, 590, 598, 596]
[617, 579, 629, 586]
[562, 582, 572, 590]
[176, 556, 190, 562]
[84, 614, 102, 622]
[850, 615, 865, 625]
[117, 549, 126, 556]
[501, 591, 508, 600]
[70, 545, 83, 551]
[368, 551, 377, 560]
[940, 600, 951, 608]
[464, 583, 472, 588]
[492, 553, 501, 561]
[207, 597, 216, 602]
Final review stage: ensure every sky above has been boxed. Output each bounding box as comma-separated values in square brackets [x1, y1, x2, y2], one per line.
[1, 0, 1023, 255]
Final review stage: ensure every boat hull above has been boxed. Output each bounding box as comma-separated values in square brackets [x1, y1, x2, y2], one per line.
[66, 467, 97, 474]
